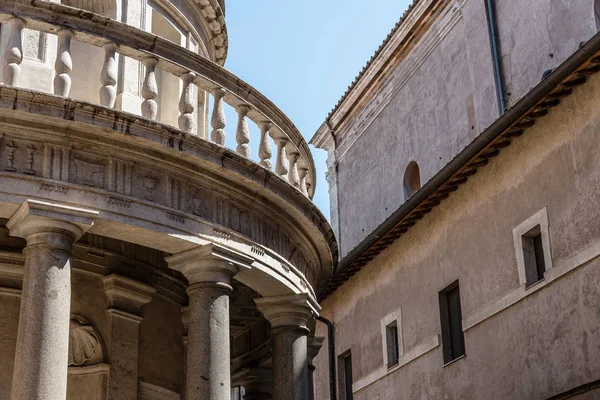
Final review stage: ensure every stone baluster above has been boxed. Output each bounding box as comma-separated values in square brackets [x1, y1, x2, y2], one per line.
[275, 137, 289, 180]
[103, 274, 155, 400]
[7, 200, 97, 400]
[235, 104, 251, 157]
[141, 57, 159, 120]
[258, 121, 273, 169]
[3, 18, 26, 86]
[166, 244, 252, 400]
[54, 29, 73, 97]
[287, 150, 300, 188]
[298, 166, 309, 196]
[178, 72, 196, 133]
[211, 87, 227, 145]
[99, 42, 118, 108]
[255, 294, 319, 400]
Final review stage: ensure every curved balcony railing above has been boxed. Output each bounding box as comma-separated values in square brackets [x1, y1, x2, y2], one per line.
[0, 0, 316, 199]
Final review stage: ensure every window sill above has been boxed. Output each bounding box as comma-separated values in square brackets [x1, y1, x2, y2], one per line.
[442, 354, 466, 368]
[525, 277, 545, 290]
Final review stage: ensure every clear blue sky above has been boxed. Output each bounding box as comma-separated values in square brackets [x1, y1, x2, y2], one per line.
[222, 0, 412, 220]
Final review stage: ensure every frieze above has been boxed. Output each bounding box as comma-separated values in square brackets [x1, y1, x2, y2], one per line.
[42, 144, 70, 180]
[1, 137, 42, 175]
[72, 154, 106, 188]
[0, 136, 318, 284]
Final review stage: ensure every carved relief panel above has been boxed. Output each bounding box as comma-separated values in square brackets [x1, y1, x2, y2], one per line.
[0, 136, 41, 175]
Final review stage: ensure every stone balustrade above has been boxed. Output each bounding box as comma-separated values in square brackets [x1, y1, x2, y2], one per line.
[0, 1, 316, 199]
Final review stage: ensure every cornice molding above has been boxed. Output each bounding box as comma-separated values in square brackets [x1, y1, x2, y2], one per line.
[311, 0, 457, 153]
[103, 274, 156, 315]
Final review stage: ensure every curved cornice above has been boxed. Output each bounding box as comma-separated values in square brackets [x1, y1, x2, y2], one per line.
[0, 86, 337, 297]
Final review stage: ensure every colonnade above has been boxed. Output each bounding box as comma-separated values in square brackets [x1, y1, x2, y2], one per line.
[6, 199, 323, 400]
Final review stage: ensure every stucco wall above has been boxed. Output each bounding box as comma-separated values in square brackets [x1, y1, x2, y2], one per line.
[333, 0, 599, 258]
[315, 70, 600, 399]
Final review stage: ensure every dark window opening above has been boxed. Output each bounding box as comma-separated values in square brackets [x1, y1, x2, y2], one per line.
[522, 225, 546, 287]
[338, 350, 354, 400]
[403, 161, 421, 199]
[439, 281, 465, 364]
[386, 321, 399, 368]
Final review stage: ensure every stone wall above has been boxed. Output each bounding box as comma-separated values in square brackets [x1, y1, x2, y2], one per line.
[314, 68, 600, 399]
[333, 0, 598, 258]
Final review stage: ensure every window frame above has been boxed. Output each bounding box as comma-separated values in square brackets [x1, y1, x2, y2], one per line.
[337, 350, 354, 400]
[380, 308, 403, 369]
[512, 207, 553, 289]
[439, 280, 466, 365]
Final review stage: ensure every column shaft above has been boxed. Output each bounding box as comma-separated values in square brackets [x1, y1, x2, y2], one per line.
[106, 310, 143, 400]
[271, 327, 309, 400]
[187, 283, 231, 400]
[11, 232, 75, 400]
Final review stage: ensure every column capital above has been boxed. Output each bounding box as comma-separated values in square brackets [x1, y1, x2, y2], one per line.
[103, 274, 155, 318]
[165, 243, 252, 286]
[7, 199, 98, 244]
[254, 293, 320, 330]
[232, 367, 272, 398]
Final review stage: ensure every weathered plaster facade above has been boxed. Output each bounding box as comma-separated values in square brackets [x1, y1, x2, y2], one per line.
[312, 0, 600, 399]
[0, 1, 334, 399]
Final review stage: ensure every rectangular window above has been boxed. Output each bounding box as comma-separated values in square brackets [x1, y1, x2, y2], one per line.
[439, 281, 465, 364]
[385, 321, 399, 368]
[338, 351, 354, 400]
[522, 225, 546, 287]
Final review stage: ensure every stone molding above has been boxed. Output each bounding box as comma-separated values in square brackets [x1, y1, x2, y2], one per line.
[138, 381, 180, 400]
[254, 293, 321, 329]
[7, 199, 98, 242]
[68, 363, 110, 400]
[166, 243, 253, 285]
[332, 0, 467, 162]
[103, 274, 155, 315]
[307, 336, 325, 366]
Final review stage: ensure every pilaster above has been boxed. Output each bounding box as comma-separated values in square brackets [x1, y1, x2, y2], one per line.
[103, 274, 155, 400]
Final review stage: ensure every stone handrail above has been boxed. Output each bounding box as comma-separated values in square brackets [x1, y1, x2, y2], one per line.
[0, 0, 316, 198]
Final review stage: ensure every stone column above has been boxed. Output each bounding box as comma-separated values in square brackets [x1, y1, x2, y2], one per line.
[7, 200, 97, 400]
[166, 244, 251, 400]
[103, 274, 155, 400]
[255, 294, 320, 400]
[307, 337, 325, 400]
[233, 367, 272, 400]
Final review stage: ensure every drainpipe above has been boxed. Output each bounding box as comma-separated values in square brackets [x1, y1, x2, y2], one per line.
[316, 316, 337, 400]
[485, 0, 506, 115]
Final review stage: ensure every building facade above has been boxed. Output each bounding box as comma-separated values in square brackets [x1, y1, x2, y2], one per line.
[0, 1, 336, 400]
[312, 0, 600, 399]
